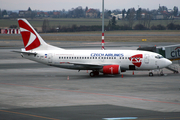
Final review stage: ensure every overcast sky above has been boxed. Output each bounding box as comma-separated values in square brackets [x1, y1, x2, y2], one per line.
[0, 0, 180, 11]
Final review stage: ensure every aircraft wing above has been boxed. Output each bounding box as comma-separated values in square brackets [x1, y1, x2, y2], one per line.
[70, 62, 113, 66]
[68, 62, 113, 70]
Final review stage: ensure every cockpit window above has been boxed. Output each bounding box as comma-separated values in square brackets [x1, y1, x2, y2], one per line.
[155, 55, 164, 59]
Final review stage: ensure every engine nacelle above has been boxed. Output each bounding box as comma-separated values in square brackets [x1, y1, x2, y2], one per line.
[100, 65, 121, 75]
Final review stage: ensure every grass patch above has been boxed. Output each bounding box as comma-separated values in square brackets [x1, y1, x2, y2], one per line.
[1, 18, 180, 29]
[0, 31, 179, 43]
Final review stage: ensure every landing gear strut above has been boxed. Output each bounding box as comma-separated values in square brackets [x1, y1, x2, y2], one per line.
[89, 71, 99, 77]
[160, 70, 164, 76]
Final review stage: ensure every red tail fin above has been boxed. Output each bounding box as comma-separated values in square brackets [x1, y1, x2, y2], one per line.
[18, 19, 41, 51]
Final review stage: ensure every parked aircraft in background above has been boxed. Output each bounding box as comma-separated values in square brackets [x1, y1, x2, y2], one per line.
[15, 19, 172, 77]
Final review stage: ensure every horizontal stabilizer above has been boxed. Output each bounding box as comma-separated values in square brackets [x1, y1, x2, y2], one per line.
[12, 50, 37, 55]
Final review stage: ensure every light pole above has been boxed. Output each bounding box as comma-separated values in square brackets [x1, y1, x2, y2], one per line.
[101, 0, 105, 50]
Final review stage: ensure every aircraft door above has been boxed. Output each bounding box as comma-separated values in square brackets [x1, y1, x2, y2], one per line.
[48, 53, 53, 63]
[144, 54, 149, 64]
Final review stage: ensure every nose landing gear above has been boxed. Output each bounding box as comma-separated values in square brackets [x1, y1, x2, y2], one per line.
[149, 72, 153, 76]
[149, 69, 164, 76]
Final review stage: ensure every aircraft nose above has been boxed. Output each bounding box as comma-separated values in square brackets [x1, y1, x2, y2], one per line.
[166, 59, 172, 66]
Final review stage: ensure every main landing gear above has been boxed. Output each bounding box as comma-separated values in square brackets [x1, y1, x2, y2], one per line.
[89, 71, 99, 77]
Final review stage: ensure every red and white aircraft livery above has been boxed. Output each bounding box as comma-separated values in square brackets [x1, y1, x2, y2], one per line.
[16, 19, 172, 77]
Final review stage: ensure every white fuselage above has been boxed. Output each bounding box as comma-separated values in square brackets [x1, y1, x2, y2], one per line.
[22, 49, 172, 71]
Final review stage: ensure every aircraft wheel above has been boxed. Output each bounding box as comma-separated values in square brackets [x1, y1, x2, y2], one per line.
[90, 72, 95, 77]
[90, 71, 99, 77]
[149, 72, 153, 76]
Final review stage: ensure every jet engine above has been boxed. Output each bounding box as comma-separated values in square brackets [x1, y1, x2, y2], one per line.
[100, 65, 121, 75]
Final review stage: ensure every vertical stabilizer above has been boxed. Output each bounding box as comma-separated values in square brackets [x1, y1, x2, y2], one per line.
[18, 19, 63, 51]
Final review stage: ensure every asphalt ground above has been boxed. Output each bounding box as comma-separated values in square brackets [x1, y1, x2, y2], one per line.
[0, 39, 180, 120]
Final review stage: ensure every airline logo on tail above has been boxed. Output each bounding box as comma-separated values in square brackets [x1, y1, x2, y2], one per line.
[18, 19, 41, 51]
[129, 54, 143, 67]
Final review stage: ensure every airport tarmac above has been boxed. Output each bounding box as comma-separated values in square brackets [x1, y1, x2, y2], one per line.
[0, 40, 180, 120]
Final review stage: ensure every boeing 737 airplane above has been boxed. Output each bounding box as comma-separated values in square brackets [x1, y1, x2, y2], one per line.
[15, 19, 172, 77]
